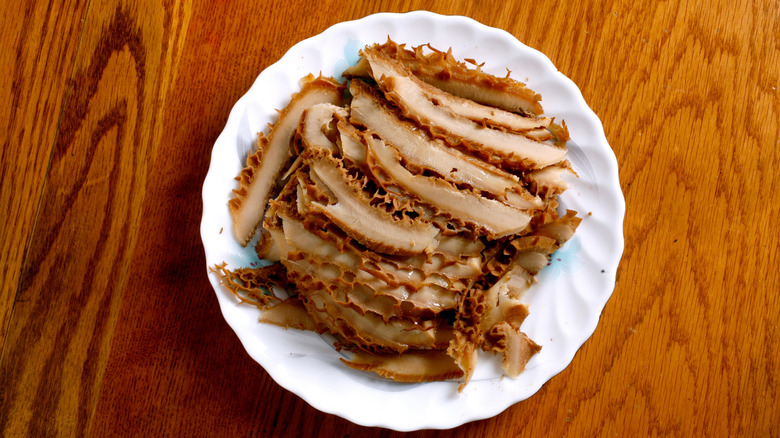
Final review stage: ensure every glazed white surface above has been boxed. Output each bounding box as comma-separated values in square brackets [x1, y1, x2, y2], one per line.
[200, 11, 625, 431]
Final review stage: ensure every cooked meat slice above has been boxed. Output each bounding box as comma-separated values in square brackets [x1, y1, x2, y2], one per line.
[384, 252, 483, 285]
[346, 39, 544, 116]
[299, 287, 453, 353]
[510, 235, 558, 275]
[486, 322, 541, 377]
[358, 48, 549, 131]
[341, 350, 464, 383]
[279, 215, 459, 314]
[336, 119, 367, 165]
[447, 331, 479, 391]
[258, 298, 318, 331]
[364, 134, 532, 238]
[349, 80, 542, 210]
[297, 109, 441, 256]
[535, 209, 581, 244]
[299, 103, 348, 153]
[526, 162, 576, 198]
[284, 250, 458, 320]
[283, 254, 402, 320]
[211, 263, 286, 308]
[422, 76, 542, 118]
[480, 260, 533, 332]
[278, 206, 481, 287]
[229, 75, 343, 245]
[307, 155, 439, 255]
[382, 75, 567, 170]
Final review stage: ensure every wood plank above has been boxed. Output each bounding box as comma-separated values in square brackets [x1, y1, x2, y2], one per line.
[0, 0, 89, 348]
[1, 0, 777, 436]
[559, 1, 780, 435]
[522, 0, 780, 436]
[0, 0, 193, 435]
[88, 1, 372, 435]
[91, 0, 779, 436]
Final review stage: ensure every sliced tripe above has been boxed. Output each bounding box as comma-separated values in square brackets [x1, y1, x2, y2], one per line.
[289, 151, 486, 278]
[258, 298, 318, 331]
[446, 286, 486, 390]
[423, 75, 542, 118]
[307, 155, 440, 256]
[359, 49, 566, 170]
[279, 214, 459, 314]
[364, 134, 531, 239]
[376, 253, 481, 287]
[283, 254, 401, 319]
[336, 119, 366, 165]
[376, 235, 484, 285]
[476, 264, 537, 379]
[211, 263, 284, 308]
[447, 331, 479, 391]
[535, 209, 581, 244]
[479, 254, 537, 332]
[297, 106, 441, 256]
[345, 39, 544, 116]
[526, 162, 576, 199]
[357, 48, 550, 131]
[523, 128, 554, 141]
[282, 233, 459, 319]
[425, 76, 541, 117]
[448, 234, 561, 383]
[299, 103, 348, 153]
[280, 201, 482, 286]
[382, 75, 567, 170]
[481, 230, 575, 323]
[429, 233, 484, 257]
[285, 253, 457, 320]
[349, 80, 542, 210]
[261, 227, 289, 262]
[300, 286, 453, 353]
[511, 235, 559, 275]
[431, 96, 550, 132]
[341, 350, 464, 383]
[478, 223, 581, 377]
[487, 322, 541, 377]
[229, 75, 343, 245]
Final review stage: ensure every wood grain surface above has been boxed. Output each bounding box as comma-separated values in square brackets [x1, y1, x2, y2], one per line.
[1, 0, 777, 436]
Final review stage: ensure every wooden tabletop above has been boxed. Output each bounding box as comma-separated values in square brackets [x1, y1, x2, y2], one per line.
[1, 0, 778, 436]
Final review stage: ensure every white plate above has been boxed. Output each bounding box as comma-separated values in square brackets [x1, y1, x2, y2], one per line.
[201, 11, 625, 431]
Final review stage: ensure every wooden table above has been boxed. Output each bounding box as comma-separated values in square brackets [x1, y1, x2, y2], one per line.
[1, 0, 777, 436]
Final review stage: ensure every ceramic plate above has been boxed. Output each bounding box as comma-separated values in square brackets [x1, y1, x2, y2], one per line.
[200, 11, 625, 431]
